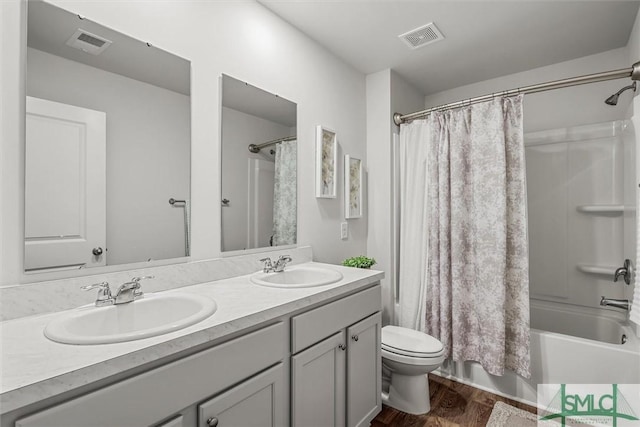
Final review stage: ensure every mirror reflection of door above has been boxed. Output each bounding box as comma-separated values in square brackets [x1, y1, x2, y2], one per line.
[221, 75, 297, 252]
[25, 97, 106, 272]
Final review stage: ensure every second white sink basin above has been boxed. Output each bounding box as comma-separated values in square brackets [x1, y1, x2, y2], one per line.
[44, 293, 217, 345]
[250, 265, 343, 288]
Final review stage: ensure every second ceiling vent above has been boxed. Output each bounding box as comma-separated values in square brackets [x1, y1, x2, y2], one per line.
[398, 23, 444, 50]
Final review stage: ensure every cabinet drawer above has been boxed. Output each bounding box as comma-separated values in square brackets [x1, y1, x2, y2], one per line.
[16, 322, 286, 427]
[291, 285, 381, 353]
[198, 363, 285, 427]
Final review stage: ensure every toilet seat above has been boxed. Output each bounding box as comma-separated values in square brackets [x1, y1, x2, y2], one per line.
[382, 347, 445, 366]
[381, 325, 444, 356]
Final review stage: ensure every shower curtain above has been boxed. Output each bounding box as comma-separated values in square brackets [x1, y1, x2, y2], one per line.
[398, 120, 431, 331]
[273, 139, 297, 246]
[399, 95, 531, 378]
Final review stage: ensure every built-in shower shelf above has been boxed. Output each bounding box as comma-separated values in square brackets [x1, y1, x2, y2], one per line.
[577, 264, 617, 276]
[576, 205, 625, 214]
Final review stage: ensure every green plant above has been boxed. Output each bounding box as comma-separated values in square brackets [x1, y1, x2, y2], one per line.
[342, 255, 376, 269]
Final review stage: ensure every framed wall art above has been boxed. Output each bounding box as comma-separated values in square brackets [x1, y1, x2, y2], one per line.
[315, 125, 337, 198]
[344, 154, 362, 219]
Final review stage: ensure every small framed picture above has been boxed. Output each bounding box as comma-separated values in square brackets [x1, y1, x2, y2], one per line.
[315, 125, 337, 198]
[344, 155, 362, 219]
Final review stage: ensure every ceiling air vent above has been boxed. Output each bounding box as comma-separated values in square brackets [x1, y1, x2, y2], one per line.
[398, 23, 444, 50]
[65, 29, 112, 55]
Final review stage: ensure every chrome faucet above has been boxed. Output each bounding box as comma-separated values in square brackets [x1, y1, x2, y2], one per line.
[81, 281, 113, 307]
[114, 276, 153, 304]
[614, 259, 632, 285]
[260, 257, 275, 273]
[600, 296, 630, 311]
[273, 255, 292, 272]
[82, 276, 153, 307]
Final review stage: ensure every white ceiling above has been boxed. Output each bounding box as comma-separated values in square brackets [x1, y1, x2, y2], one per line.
[259, 0, 640, 96]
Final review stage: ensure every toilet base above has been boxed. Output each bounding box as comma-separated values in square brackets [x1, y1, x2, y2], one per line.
[381, 373, 431, 415]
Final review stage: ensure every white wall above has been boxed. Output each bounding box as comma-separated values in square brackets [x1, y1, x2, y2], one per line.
[366, 69, 425, 325]
[27, 48, 190, 265]
[221, 106, 290, 251]
[424, 48, 631, 133]
[1, 0, 367, 285]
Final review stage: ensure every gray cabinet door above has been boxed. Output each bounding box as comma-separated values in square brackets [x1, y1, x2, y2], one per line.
[198, 363, 286, 427]
[346, 312, 381, 427]
[292, 331, 346, 427]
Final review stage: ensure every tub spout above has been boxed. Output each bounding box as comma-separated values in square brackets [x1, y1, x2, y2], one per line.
[600, 296, 630, 311]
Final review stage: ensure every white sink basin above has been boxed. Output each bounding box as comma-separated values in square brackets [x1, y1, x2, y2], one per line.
[250, 265, 343, 288]
[44, 293, 217, 345]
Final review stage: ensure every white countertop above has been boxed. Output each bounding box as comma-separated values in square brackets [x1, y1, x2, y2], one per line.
[0, 262, 383, 414]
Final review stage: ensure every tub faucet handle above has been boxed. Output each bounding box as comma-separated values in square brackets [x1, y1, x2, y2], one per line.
[614, 259, 632, 285]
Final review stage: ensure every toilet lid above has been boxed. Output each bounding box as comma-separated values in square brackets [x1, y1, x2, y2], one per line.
[381, 325, 444, 356]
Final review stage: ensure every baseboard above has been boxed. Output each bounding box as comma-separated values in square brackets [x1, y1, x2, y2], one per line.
[431, 369, 542, 410]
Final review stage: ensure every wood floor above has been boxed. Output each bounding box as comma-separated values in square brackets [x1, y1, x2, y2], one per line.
[371, 374, 537, 427]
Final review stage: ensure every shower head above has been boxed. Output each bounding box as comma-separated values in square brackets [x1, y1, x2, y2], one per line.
[605, 81, 637, 105]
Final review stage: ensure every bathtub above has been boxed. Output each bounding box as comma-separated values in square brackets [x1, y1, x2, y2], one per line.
[435, 299, 640, 407]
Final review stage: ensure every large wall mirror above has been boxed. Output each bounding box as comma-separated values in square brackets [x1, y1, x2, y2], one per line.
[24, 1, 191, 273]
[221, 75, 297, 252]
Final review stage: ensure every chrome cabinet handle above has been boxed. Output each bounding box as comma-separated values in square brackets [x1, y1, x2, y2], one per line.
[92, 247, 103, 256]
[207, 417, 219, 427]
[338, 344, 347, 351]
[351, 335, 359, 342]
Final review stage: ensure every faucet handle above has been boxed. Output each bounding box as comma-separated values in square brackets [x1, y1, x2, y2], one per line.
[81, 281, 111, 295]
[259, 257, 274, 273]
[128, 276, 153, 297]
[273, 255, 292, 272]
[81, 282, 113, 306]
[613, 259, 632, 285]
[131, 275, 154, 283]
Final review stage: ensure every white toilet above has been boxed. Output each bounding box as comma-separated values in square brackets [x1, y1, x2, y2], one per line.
[381, 325, 445, 415]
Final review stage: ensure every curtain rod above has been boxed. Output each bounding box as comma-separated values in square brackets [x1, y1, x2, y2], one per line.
[248, 135, 296, 153]
[393, 61, 640, 126]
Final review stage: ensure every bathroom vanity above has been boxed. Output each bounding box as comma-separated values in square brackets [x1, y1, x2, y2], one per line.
[0, 263, 383, 427]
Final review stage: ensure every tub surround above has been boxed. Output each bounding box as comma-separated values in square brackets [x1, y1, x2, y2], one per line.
[1, 258, 383, 418]
[0, 246, 312, 322]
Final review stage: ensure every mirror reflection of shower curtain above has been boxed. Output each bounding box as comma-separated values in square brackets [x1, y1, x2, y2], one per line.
[273, 140, 297, 246]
